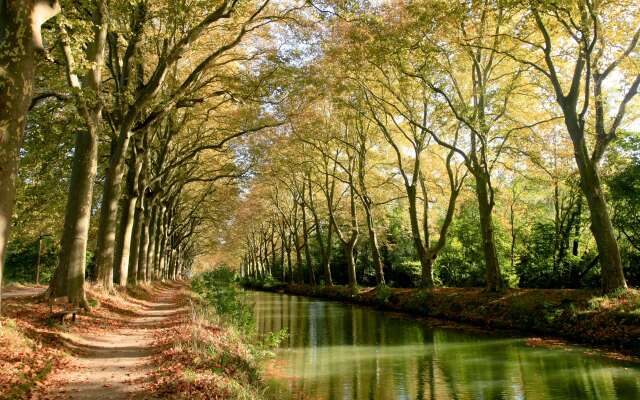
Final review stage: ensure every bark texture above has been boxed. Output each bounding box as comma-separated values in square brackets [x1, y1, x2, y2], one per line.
[0, 0, 50, 313]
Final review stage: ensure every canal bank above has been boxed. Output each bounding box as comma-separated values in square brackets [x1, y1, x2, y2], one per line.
[242, 280, 640, 355]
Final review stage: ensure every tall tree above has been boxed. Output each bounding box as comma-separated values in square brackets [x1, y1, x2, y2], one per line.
[1, 0, 60, 311]
[516, 0, 639, 292]
[47, 0, 108, 306]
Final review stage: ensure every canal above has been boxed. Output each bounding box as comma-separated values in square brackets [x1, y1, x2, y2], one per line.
[250, 290, 640, 400]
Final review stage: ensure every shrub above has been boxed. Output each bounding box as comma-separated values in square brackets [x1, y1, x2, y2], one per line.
[192, 267, 255, 333]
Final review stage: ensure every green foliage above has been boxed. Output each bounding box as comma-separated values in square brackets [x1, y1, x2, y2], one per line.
[608, 135, 640, 287]
[374, 284, 393, 305]
[383, 204, 416, 267]
[515, 222, 596, 289]
[389, 260, 422, 288]
[14, 94, 76, 241]
[434, 201, 511, 287]
[5, 238, 58, 284]
[192, 268, 288, 375]
[192, 267, 255, 333]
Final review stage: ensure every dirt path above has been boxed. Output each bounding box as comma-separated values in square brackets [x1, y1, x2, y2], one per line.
[38, 284, 187, 400]
[1, 285, 46, 299]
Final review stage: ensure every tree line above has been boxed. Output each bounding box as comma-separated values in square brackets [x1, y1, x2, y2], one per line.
[234, 0, 640, 293]
[1, 0, 638, 307]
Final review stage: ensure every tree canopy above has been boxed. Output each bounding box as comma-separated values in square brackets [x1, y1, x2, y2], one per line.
[0, 0, 639, 308]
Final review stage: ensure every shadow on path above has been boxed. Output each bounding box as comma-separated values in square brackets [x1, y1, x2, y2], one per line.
[39, 282, 188, 400]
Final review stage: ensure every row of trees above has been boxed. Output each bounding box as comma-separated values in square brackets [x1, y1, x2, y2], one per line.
[235, 0, 640, 293]
[0, 0, 301, 310]
[1, 0, 638, 306]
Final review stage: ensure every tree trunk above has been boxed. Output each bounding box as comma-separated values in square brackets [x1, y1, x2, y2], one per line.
[128, 195, 143, 285]
[48, 125, 98, 306]
[116, 148, 143, 286]
[136, 152, 151, 283]
[270, 227, 276, 277]
[145, 204, 158, 281]
[346, 239, 357, 288]
[116, 195, 135, 286]
[475, 174, 503, 292]
[307, 173, 333, 286]
[48, 0, 106, 303]
[286, 245, 293, 283]
[0, 1, 39, 315]
[572, 197, 582, 257]
[301, 205, 315, 286]
[563, 107, 627, 292]
[95, 133, 131, 288]
[293, 230, 303, 283]
[153, 206, 165, 279]
[167, 248, 176, 280]
[157, 211, 168, 279]
[363, 204, 384, 286]
[581, 166, 626, 292]
[406, 185, 433, 288]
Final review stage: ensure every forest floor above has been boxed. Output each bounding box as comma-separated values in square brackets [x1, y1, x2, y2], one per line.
[243, 280, 640, 358]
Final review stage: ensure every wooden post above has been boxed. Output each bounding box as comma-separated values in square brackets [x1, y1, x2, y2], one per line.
[36, 235, 43, 285]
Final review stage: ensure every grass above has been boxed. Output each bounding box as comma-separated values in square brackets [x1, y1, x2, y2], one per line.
[145, 291, 274, 399]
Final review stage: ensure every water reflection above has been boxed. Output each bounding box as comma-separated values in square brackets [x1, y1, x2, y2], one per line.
[250, 291, 640, 400]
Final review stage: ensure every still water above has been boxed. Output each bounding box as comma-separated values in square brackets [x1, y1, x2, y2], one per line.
[249, 291, 640, 400]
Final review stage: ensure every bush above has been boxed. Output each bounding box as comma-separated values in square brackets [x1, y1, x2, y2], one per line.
[5, 238, 58, 284]
[515, 222, 600, 288]
[388, 260, 422, 287]
[434, 199, 512, 287]
[192, 267, 254, 333]
[374, 285, 393, 305]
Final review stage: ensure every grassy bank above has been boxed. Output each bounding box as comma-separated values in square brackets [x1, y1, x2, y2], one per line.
[242, 279, 640, 353]
[145, 271, 282, 399]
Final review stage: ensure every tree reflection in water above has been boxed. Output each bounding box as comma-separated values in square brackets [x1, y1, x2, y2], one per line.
[251, 291, 640, 400]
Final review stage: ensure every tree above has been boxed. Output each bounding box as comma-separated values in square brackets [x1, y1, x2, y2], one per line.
[94, 0, 277, 288]
[47, 0, 108, 307]
[512, 0, 640, 292]
[1, 0, 60, 313]
[404, 1, 527, 291]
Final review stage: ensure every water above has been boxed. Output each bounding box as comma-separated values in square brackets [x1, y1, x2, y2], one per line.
[249, 291, 640, 400]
